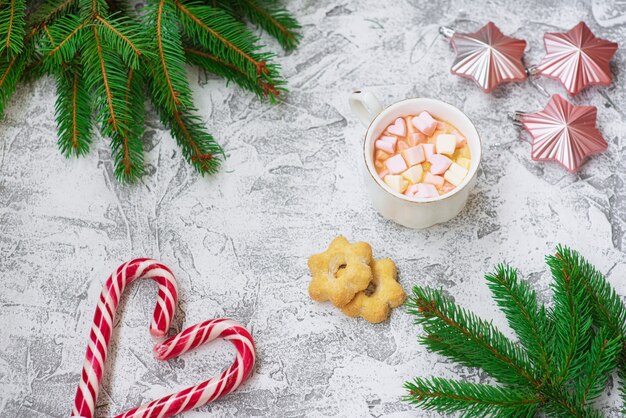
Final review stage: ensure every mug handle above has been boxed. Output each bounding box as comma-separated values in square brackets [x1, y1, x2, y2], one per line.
[349, 90, 383, 127]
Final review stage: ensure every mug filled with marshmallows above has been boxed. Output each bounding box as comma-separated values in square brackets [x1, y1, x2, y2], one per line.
[349, 91, 481, 229]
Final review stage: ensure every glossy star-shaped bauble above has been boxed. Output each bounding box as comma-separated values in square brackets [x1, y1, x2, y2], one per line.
[449, 22, 527, 93]
[519, 94, 608, 173]
[536, 22, 618, 95]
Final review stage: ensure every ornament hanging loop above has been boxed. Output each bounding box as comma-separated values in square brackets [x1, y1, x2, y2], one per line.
[510, 111, 526, 128]
[439, 26, 455, 39]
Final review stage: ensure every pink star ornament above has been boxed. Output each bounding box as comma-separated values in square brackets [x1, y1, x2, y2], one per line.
[516, 94, 608, 173]
[536, 22, 618, 95]
[447, 22, 528, 93]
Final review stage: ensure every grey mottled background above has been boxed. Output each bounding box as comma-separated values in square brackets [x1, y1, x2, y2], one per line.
[1, 0, 626, 416]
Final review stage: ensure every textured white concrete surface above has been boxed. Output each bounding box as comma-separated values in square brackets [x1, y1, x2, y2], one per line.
[1, 0, 626, 416]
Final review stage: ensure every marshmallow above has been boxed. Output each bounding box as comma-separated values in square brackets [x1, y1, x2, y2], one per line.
[384, 174, 408, 193]
[429, 153, 453, 175]
[387, 118, 406, 136]
[441, 181, 456, 194]
[414, 183, 439, 198]
[375, 139, 395, 154]
[397, 141, 409, 152]
[401, 145, 425, 167]
[405, 183, 419, 196]
[407, 132, 427, 146]
[437, 121, 446, 130]
[453, 130, 467, 148]
[422, 143, 435, 160]
[378, 168, 389, 178]
[436, 134, 457, 156]
[444, 162, 468, 186]
[456, 157, 471, 170]
[402, 165, 423, 184]
[423, 172, 444, 188]
[411, 111, 437, 136]
[385, 154, 408, 174]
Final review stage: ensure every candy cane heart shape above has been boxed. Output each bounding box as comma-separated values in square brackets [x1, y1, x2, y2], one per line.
[116, 318, 256, 418]
[72, 259, 178, 418]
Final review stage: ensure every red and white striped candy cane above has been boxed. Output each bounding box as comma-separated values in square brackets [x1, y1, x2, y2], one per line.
[72, 259, 178, 418]
[116, 318, 256, 418]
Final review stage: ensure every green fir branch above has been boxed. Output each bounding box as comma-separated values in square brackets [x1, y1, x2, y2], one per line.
[0, 0, 298, 181]
[406, 246, 626, 417]
[0, 43, 27, 115]
[39, 14, 87, 71]
[175, 1, 279, 81]
[547, 250, 593, 385]
[110, 67, 145, 181]
[0, 0, 26, 55]
[54, 63, 92, 156]
[233, 0, 301, 51]
[485, 265, 552, 378]
[145, 0, 193, 113]
[184, 43, 284, 101]
[81, 24, 131, 136]
[155, 102, 222, 174]
[404, 377, 540, 417]
[95, 14, 150, 70]
[549, 246, 626, 342]
[408, 286, 536, 388]
[27, 0, 77, 29]
[574, 328, 621, 405]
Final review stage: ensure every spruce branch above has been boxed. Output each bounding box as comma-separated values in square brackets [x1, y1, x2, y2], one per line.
[547, 250, 593, 384]
[184, 44, 283, 101]
[0, 0, 299, 181]
[485, 265, 552, 378]
[574, 328, 621, 405]
[0, 0, 26, 55]
[232, 0, 301, 51]
[404, 377, 540, 417]
[175, 1, 279, 81]
[54, 63, 92, 156]
[146, 0, 193, 112]
[408, 286, 536, 388]
[110, 67, 145, 181]
[406, 246, 626, 417]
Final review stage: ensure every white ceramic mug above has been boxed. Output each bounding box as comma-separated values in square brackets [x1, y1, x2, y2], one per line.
[349, 90, 482, 229]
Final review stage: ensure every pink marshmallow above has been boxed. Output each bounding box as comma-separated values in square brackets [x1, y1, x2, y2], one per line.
[441, 181, 456, 194]
[401, 146, 425, 167]
[378, 169, 389, 178]
[411, 111, 437, 136]
[453, 129, 467, 148]
[397, 141, 409, 152]
[405, 183, 420, 196]
[380, 135, 397, 146]
[385, 154, 408, 174]
[387, 118, 406, 136]
[415, 183, 439, 198]
[422, 143, 435, 160]
[437, 121, 446, 130]
[408, 132, 427, 146]
[423, 172, 445, 188]
[429, 154, 453, 175]
[375, 139, 395, 154]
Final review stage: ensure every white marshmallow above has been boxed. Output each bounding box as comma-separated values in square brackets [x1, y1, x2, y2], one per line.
[436, 134, 457, 156]
[444, 162, 468, 186]
[384, 174, 408, 193]
[402, 165, 423, 184]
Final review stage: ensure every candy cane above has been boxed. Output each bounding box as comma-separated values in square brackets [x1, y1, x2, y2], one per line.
[116, 319, 256, 418]
[72, 259, 178, 418]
